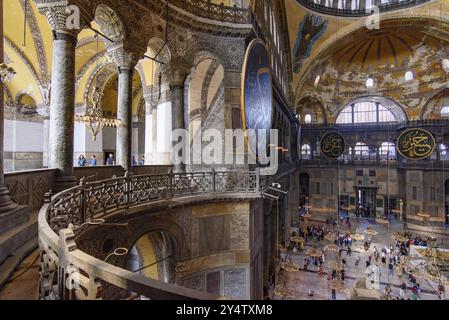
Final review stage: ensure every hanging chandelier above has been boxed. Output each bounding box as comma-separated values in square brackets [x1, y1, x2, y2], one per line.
[75, 86, 121, 141]
[75, 33, 121, 141]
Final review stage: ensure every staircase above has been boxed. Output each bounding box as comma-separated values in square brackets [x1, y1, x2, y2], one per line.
[0, 206, 38, 290]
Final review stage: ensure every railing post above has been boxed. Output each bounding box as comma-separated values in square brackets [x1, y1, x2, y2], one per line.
[44, 190, 52, 221]
[124, 171, 130, 206]
[255, 167, 260, 193]
[169, 169, 174, 197]
[211, 168, 216, 193]
[79, 178, 87, 224]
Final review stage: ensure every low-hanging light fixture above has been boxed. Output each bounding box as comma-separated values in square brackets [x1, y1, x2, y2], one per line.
[75, 34, 122, 141]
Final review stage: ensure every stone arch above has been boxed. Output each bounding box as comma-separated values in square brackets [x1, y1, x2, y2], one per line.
[94, 4, 125, 43]
[127, 230, 178, 282]
[83, 62, 116, 107]
[296, 96, 328, 124]
[126, 215, 189, 262]
[421, 88, 449, 120]
[14, 92, 38, 115]
[191, 51, 224, 71]
[186, 53, 225, 147]
[142, 37, 173, 100]
[147, 37, 172, 67]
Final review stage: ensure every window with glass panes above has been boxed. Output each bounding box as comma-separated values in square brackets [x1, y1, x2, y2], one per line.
[336, 102, 396, 124]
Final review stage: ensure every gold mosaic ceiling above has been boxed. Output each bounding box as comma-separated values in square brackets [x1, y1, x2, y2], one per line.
[327, 28, 447, 74]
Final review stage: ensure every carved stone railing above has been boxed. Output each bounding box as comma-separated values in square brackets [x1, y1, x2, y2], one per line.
[39, 169, 260, 300]
[3, 166, 173, 212]
[5, 169, 57, 210]
[168, 0, 250, 24]
[296, 0, 432, 17]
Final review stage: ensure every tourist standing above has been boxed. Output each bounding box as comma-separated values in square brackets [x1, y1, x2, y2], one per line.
[399, 287, 405, 300]
[78, 155, 86, 167]
[90, 155, 97, 166]
[106, 153, 115, 165]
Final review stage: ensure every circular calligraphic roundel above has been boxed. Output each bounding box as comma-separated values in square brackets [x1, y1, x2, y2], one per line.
[241, 39, 273, 157]
[396, 128, 436, 160]
[320, 132, 346, 159]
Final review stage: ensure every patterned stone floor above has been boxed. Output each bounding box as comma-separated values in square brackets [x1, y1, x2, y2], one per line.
[273, 217, 447, 300]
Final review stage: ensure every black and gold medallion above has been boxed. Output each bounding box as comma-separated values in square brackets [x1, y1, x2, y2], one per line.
[396, 128, 436, 160]
[320, 132, 346, 159]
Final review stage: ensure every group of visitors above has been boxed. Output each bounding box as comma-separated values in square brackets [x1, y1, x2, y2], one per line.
[77, 154, 97, 166]
[77, 154, 145, 167]
[301, 225, 326, 242]
[132, 155, 145, 166]
[303, 254, 325, 271]
[335, 233, 353, 247]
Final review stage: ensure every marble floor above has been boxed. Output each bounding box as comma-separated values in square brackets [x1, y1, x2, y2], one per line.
[0, 249, 39, 300]
[273, 217, 447, 300]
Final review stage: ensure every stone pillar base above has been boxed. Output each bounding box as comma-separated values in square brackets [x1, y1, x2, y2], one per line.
[0, 187, 18, 214]
[172, 164, 185, 174]
[53, 175, 78, 193]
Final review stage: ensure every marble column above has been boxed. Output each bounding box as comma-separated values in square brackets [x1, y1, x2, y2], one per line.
[116, 66, 134, 172]
[0, 0, 18, 213]
[36, 1, 82, 191]
[49, 32, 78, 189]
[144, 101, 157, 165]
[169, 67, 188, 172]
[107, 43, 140, 172]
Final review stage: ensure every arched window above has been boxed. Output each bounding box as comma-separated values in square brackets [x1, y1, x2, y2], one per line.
[305, 114, 312, 124]
[336, 101, 396, 124]
[380, 142, 396, 160]
[440, 144, 448, 160]
[314, 75, 321, 87]
[354, 142, 369, 160]
[405, 71, 414, 81]
[301, 144, 312, 160]
[442, 59, 449, 70]
[17, 94, 37, 115]
[366, 77, 374, 88]
[441, 106, 449, 117]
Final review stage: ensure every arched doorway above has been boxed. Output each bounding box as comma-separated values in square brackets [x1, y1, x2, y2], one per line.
[299, 173, 310, 207]
[125, 231, 179, 283]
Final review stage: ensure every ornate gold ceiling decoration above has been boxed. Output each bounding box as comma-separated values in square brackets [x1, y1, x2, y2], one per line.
[295, 17, 449, 117]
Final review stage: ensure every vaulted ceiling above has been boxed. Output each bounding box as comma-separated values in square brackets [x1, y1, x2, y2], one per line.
[284, 0, 449, 121]
[3, 0, 157, 118]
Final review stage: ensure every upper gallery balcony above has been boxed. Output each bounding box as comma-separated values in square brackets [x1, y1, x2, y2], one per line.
[295, 0, 432, 17]
[167, 0, 251, 24]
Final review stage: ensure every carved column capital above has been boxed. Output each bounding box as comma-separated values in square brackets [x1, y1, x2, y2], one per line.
[107, 42, 140, 71]
[166, 64, 190, 89]
[34, 0, 84, 38]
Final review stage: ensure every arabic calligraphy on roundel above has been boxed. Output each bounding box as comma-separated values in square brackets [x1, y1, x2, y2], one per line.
[397, 129, 435, 160]
[321, 132, 345, 158]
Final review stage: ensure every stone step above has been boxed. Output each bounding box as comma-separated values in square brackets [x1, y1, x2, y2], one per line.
[0, 237, 38, 291]
[0, 210, 37, 265]
[0, 206, 30, 234]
